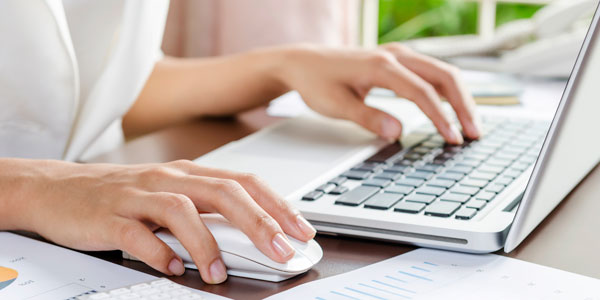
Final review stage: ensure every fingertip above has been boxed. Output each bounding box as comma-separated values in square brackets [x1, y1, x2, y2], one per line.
[271, 233, 296, 262]
[207, 258, 227, 284]
[380, 116, 402, 141]
[295, 215, 316, 241]
[168, 257, 185, 276]
[444, 124, 464, 145]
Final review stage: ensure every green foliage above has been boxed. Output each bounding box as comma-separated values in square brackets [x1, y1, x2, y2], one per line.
[378, 0, 542, 43]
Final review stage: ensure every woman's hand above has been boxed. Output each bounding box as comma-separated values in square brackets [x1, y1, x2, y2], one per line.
[276, 43, 482, 144]
[0, 158, 316, 284]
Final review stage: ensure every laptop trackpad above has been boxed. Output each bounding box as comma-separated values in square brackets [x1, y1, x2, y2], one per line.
[194, 116, 383, 197]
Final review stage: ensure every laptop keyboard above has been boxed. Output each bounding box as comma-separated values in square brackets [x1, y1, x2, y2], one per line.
[301, 117, 550, 220]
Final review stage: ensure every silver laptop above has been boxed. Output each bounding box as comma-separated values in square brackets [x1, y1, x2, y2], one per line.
[195, 4, 600, 254]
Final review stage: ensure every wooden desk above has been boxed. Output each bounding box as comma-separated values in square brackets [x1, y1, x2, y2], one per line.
[90, 108, 600, 299]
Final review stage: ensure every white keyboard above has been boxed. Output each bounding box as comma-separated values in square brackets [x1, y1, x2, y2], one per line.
[77, 278, 204, 300]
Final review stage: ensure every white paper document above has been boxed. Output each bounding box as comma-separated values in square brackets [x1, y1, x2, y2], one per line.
[266, 248, 600, 300]
[0, 232, 228, 300]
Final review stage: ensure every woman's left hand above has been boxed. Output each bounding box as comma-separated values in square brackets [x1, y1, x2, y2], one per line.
[276, 43, 482, 144]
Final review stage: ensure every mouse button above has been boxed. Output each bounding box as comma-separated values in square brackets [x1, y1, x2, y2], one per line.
[165, 241, 194, 264]
[287, 238, 324, 265]
[155, 228, 179, 243]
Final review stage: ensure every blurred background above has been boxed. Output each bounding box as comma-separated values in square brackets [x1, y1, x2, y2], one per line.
[162, 0, 595, 77]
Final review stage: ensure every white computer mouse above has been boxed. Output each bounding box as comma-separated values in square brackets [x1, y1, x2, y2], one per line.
[125, 214, 323, 282]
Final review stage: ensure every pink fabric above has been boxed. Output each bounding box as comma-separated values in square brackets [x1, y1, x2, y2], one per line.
[163, 0, 360, 57]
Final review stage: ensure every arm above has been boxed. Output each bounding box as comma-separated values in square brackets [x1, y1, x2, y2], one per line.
[124, 44, 482, 143]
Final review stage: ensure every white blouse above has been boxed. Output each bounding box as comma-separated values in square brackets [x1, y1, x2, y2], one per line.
[0, 0, 168, 161]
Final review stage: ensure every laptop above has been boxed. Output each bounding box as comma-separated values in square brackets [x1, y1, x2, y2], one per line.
[194, 4, 600, 254]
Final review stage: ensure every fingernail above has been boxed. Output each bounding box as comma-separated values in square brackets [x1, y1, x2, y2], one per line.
[446, 124, 464, 144]
[209, 258, 227, 283]
[380, 116, 402, 141]
[168, 258, 185, 276]
[296, 215, 316, 238]
[465, 118, 482, 138]
[272, 233, 295, 259]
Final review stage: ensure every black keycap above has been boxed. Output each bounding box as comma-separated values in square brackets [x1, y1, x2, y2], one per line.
[460, 178, 489, 188]
[366, 143, 403, 163]
[486, 184, 505, 193]
[385, 185, 414, 195]
[447, 165, 473, 174]
[385, 165, 411, 173]
[437, 171, 464, 181]
[316, 183, 336, 193]
[396, 177, 425, 187]
[394, 201, 426, 214]
[374, 172, 402, 181]
[416, 164, 444, 173]
[427, 179, 455, 188]
[364, 193, 403, 210]
[405, 193, 436, 204]
[466, 199, 487, 210]
[415, 186, 446, 196]
[469, 171, 496, 181]
[475, 191, 496, 202]
[362, 178, 392, 188]
[329, 185, 349, 195]
[335, 186, 380, 206]
[405, 170, 434, 180]
[439, 192, 470, 203]
[424, 201, 461, 217]
[341, 170, 371, 180]
[455, 207, 478, 220]
[328, 176, 347, 186]
[302, 191, 324, 201]
[450, 185, 480, 196]
[352, 162, 384, 173]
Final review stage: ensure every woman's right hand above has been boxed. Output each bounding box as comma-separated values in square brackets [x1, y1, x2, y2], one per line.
[0, 158, 316, 284]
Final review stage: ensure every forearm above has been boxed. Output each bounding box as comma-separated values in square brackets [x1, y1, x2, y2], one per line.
[123, 47, 292, 137]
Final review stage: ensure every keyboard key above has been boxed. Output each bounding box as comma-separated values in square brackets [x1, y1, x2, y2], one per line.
[486, 184, 505, 193]
[405, 170, 434, 180]
[335, 186, 380, 206]
[302, 191, 324, 201]
[486, 158, 513, 167]
[455, 159, 481, 168]
[374, 172, 402, 181]
[352, 162, 385, 173]
[466, 199, 487, 210]
[477, 164, 504, 174]
[403, 152, 423, 161]
[316, 183, 336, 193]
[385, 165, 411, 173]
[475, 191, 496, 202]
[330, 185, 349, 195]
[424, 201, 461, 217]
[447, 165, 473, 174]
[455, 207, 478, 220]
[495, 176, 513, 186]
[364, 193, 403, 210]
[341, 170, 371, 180]
[366, 143, 404, 163]
[439, 192, 470, 203]
[469, 171, 497, 181]
[328, 176, 347, 186]
[362, 178, 392, 188]
[503, 168, 523, 178]
[394, 201, 426, 214]
[416, 163, 444, 173]
[415, 186, 446, 196]
[405, 193, 436, 204]
[460, 178, 489, 188]
[437, 171, 465, 181]
[450, 185, 480, 195]
[512, 161, 531, 171]
[411, 146, 432, 154]
[385, 185, 414, 195]
[395, 177, 425, 187]
[427, 178, 455, 188]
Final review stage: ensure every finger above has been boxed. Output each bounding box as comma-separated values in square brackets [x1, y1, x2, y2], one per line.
[149, 175, 297, 264]
[168, 160, 316, 242]
[326, 87, 403, 142]
[367, 52, 463, 144]
[110, 218, 185, 276]
[383, 44, 482, 139]
[124, 191, 227, 284]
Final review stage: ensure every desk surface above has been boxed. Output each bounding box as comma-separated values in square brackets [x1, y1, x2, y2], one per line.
[90, 108, 600, 300]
